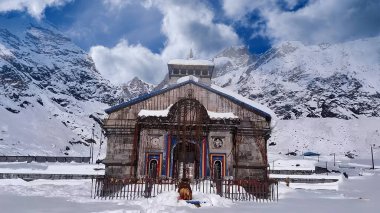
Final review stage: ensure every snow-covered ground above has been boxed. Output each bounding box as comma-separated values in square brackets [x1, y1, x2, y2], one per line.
[0, 159, 379, 213]
[0, 116, 378, 212]
[269, 117, 380, 159]
[0, 162, 104, 175]
[0, 97, 109, 157]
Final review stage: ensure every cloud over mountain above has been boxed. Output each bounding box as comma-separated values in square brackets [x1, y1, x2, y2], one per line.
[89, 0, 239, 84]
[89, 40, 165, 85]
[222, 0, 380, 45]
[1, 0, 379, 85]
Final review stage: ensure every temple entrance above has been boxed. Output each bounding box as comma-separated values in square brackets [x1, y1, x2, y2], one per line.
[148, 159, 158, 178]
[166, 98, 209, 180]
[213, 160, 222, 179]
[172, 142, 200, 179]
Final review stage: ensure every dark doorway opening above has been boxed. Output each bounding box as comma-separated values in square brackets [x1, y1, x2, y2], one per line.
[172, 142, 199, 179]
[148, 160, 158, 178]
[213, 160, 222, 179]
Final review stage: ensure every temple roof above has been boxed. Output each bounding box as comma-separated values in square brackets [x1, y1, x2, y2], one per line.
[105, 76, 277, 125]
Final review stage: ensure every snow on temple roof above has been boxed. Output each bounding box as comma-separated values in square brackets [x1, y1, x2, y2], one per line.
[209, 84, 277, 121]
[138, 105, 171, 117]
[176, 75, 199, 84]
[138, 105, 238, 120]
[207, 111, 238, 120]
[168, 59, 214, 66]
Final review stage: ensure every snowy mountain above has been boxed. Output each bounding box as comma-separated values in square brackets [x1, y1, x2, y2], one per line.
[0, 14, 124, 156]
[120, 77, 155, 101]
[213, 38, 380, 120]
[212, 46, 254, 78]
[1, 13, 379, 158]
[211, 40, 380, 158]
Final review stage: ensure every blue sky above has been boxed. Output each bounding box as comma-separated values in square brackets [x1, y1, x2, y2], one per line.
[40, 0, 281, 54]
[40, 0, 310, 54]
[44, 0, 166, 53]
[0, 0, 379, 84]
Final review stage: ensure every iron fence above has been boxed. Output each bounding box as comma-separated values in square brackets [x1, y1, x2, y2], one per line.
[92, 177, 278, 202]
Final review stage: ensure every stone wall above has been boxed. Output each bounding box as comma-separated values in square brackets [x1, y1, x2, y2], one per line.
[137, 129, 166, 177]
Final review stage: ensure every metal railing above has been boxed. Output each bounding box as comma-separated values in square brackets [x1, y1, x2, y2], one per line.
[92, 177, 278, 202]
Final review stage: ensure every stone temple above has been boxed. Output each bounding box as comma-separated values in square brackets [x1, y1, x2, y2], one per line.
[102, 57, 276, 181]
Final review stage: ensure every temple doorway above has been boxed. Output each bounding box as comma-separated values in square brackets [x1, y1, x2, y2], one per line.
[172, 142, 200, 179]
[148, 159, 158, 178]
[213, 160, 222, 179]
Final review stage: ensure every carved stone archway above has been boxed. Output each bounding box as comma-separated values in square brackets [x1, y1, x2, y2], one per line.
[167, 98, 209, 179]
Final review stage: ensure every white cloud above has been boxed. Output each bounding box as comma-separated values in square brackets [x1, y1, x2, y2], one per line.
[222, 0, 275, 19]
[91, 0, 240, 85]
[157, 0, 239, 60]
[283, 0, 301, 9]
[89, 40, 165, 85]
[102, 0, 132, 11]
[0, 0, 71, 19]
[263, 0, 380, 44]
[222, 0, 380, 45]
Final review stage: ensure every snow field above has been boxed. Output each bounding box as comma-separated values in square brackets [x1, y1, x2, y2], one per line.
[1, 169, 379, 213]
[0, 159, 379, 212]
[269, 117, 380, 159]
[0, 162, 105, 175]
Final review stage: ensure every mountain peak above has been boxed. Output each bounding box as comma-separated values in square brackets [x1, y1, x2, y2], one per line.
[129, 76, 142, 83]
[272, 40, 304, 55]
[212, 45, 253, 78]
[122, 77, 154, 100]
[216, 45, 250, 58]
[213, 37, 380, 120]
[0, 13, 58, 39]
[0, 15, 119, 156]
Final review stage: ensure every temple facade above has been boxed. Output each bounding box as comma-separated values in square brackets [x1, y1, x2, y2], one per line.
[102, 58, 275, 181]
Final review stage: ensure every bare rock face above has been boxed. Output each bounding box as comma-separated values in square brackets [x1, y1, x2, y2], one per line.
[213, 39, 380, 120]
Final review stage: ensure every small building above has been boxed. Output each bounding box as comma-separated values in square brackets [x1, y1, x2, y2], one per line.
[102, 58, 276, 181]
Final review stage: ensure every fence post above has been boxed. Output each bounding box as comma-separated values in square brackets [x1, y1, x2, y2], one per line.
[371, 146, 375, 170]
[90, 178, 93, 198]
[333, 153, 336, 166]
[127, 180, 130, 200]
[277, 182, 278, 202]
